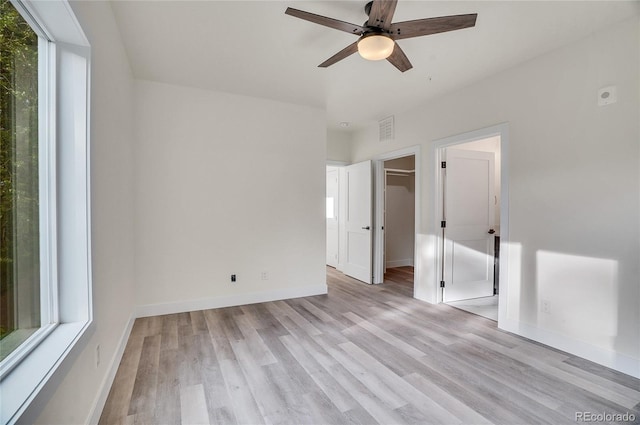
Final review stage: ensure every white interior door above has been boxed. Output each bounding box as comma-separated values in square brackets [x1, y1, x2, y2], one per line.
[344, 160, 372, 284]
[443, 148, 495, 302]
[326, 167, 339, 267]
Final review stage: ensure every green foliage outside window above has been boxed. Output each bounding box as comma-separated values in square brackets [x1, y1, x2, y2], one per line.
[0, 0, 40, 346]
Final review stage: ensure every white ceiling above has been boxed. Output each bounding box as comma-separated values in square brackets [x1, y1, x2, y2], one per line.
[110, 0, 639, 130]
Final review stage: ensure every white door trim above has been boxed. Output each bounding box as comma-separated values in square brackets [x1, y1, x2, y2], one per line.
[325, 160, 348, 272]
[373, 146, 421, 290]
[430, 123, 509, 325]
[326, 166, 340, 268]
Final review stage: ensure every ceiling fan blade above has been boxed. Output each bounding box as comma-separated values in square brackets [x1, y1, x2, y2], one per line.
[285, 8, 364, 35]
[318, 42, 359, 68]
[387, 42, 412, 72]
[390, 14, 477, 40]
[367, 0, 398, 30]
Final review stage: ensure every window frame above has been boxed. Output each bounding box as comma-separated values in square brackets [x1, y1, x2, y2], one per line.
[0, 1, 56, 376]
[0, 1, 92, 423]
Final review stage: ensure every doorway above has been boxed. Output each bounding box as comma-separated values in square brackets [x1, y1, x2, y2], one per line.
[372, 146, 421, 292]
[432, 124, 508, 323]
[325, 161, 375, 285]
[325, 147, 422, 296]
[383, 156, 415, 291]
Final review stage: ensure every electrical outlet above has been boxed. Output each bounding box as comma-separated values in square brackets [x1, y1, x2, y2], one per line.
[540, 299, 551, 314]
[261, 271, 268, 280]
[231, 274, 236, 283]
[95, 344, 100, 368]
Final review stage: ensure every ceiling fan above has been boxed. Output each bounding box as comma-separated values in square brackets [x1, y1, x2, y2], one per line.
[285, 0, 477, 72]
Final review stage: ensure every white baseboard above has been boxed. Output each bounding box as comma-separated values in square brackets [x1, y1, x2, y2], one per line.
[86, 314, 135, 425]
[135, 284, 328, 318]
[499, 318, 640, 379]
[386, 258, 414, 268]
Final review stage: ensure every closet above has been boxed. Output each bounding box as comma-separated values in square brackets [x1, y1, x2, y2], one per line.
[383, 156, 415, 274]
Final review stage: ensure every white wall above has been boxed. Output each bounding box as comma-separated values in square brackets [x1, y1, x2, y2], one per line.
[25, 1, 137, 423]
[327, 128, 351, 163]
[133, 80, 327, 315]
[351, 17, 640, 376]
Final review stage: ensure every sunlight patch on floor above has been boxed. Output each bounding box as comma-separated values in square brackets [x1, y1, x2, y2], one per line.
[447, 296, 498, 321]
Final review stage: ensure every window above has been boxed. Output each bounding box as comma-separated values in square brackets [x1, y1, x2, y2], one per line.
[1, 0, 42, 363]
[0, 0, 91, 422]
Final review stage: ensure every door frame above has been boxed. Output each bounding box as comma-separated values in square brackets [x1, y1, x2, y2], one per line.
[372, 146, 421, 289]
[430, 123, 509, 324]
[325, 165, 341, 268]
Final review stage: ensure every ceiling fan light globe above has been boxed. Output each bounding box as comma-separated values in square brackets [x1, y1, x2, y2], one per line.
[357, 34, 394, 61]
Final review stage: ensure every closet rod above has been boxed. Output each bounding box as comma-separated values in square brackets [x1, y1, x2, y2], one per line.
[384, 168, 415, 175]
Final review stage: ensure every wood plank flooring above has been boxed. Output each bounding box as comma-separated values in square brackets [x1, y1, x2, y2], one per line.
[99, 267, 640, 424]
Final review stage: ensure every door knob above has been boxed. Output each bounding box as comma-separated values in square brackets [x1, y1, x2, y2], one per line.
[488, 229, 496, 234]
[362, 226, 371, 230]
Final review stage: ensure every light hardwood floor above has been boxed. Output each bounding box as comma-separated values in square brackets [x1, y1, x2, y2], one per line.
[99, 267, 640, 424]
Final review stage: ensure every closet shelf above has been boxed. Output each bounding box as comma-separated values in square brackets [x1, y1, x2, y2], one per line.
[384, 168, 415, 176]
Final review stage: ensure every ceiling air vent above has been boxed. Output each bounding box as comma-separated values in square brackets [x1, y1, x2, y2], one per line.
[379, 116, 394, 142]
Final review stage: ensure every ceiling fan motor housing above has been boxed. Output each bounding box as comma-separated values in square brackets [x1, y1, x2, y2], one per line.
[364, 1, 373, 17]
